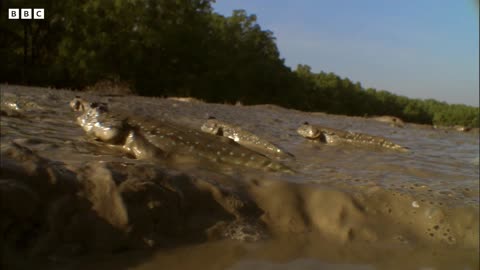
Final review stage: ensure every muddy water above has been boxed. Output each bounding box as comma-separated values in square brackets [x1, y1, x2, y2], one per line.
[1, 85, 478, 270]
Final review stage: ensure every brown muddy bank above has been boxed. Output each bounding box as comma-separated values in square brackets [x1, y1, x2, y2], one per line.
[2, 141, 478, 270]
[1, 85, 478, 270]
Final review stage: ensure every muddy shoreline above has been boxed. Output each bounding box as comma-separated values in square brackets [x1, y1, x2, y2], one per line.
[1, 85, 478, 270]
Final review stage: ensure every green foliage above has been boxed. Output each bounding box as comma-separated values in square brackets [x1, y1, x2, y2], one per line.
[1, 0, 478, 127]
[291, 65, 479, 127]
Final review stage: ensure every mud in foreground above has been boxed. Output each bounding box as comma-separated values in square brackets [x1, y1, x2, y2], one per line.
[1, 85, 478, 270]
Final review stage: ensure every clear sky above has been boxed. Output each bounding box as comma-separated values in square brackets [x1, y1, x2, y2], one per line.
[213, 0, 479, 106]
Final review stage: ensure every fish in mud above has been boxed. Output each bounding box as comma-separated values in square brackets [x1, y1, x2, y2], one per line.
[71, 98, 294, 173]
[201, 116, 294, 158]
[1, 94, 49, 116]
[71, 99, 163, 159]
[297, 122, 409, 152]
[370, 115, 405, 127]
[70, 96, 95, 112]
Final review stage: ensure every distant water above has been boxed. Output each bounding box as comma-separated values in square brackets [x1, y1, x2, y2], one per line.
[1, 85, 478, 270]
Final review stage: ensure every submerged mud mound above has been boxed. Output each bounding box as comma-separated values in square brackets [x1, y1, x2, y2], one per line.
[0, 85, 478, 269]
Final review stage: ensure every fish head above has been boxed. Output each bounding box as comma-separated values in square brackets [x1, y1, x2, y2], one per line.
[297, 122, 321, 139]
[70, 97, 89, 112]
[201, 118, 223, 136]
[76, 103, 126, 143]
[70, 97, 109, 113]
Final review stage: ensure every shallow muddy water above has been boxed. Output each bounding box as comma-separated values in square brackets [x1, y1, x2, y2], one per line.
[1, 85, 478, 270]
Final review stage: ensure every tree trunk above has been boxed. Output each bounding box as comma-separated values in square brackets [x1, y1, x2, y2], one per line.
[23, 22, 27, 83]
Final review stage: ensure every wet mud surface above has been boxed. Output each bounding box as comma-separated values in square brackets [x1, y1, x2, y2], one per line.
[1, 85, 478, 270]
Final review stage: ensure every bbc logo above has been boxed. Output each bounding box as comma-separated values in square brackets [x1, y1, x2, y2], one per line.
[8, 8, 45, 19]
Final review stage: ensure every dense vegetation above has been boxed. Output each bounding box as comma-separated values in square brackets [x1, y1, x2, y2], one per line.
[1, 0, 478, 127]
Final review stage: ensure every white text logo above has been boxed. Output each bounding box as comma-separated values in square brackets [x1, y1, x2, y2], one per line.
[8, 8, 44, 19]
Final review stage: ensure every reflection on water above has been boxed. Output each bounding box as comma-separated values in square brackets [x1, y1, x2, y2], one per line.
[1, 85, 479, 270]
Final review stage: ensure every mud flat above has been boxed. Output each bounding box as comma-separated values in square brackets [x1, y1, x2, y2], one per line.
[1, 85, 478, 270]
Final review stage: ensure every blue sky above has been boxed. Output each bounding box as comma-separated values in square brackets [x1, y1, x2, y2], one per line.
[213, 0, 479, 106]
